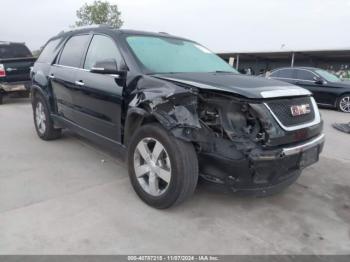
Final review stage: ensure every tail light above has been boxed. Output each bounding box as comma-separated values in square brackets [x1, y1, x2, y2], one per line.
[0, 64, 6, 77]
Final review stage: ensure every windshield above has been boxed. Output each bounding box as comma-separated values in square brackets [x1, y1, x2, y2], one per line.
[315, 69, 341, 83]
[126, 35, 238, 74]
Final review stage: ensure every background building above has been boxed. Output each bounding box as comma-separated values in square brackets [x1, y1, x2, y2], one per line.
[218, 49, 350, 79]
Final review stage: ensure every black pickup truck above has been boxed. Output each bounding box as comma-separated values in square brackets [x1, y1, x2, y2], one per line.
[0, 41, 36, 104]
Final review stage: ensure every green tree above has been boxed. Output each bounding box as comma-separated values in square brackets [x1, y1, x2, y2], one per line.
[75, 1, 123, 28]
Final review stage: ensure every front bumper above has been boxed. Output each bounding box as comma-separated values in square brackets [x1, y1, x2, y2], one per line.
[282, 133, 325, 156]
[198, 133, 325, 196]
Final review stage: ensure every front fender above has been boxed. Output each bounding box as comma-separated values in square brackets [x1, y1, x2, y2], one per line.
[124, 84, 201, 144]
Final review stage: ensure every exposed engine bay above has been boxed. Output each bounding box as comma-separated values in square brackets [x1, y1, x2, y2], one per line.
[197, 92, 266, 145]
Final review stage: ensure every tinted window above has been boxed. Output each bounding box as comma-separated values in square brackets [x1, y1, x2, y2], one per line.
[59, 35, 89, 68]
[272, 69, 295, 78]
[0, 44, 32, 59]
[36, 39, 61, 63]
[84, 35, 122, 70]
[296, 69, 315, 81]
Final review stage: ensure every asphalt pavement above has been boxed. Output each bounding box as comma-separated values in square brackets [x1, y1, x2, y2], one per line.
[0, 98, 349, 254]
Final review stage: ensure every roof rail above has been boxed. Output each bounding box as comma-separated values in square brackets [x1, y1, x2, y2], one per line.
[57, 24, 114, 36]
[159, 32, 170, 35]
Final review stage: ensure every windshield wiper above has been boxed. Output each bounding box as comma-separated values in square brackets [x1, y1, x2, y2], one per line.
[214, 70, 235, 73]
[146, 72, 179, 75]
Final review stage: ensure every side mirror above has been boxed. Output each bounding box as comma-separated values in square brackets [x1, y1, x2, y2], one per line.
[90, 59, 124, 77]
[313, 76, 324, 85]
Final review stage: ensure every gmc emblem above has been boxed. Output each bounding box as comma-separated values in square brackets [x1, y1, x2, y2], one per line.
[290, 104, 311, 116]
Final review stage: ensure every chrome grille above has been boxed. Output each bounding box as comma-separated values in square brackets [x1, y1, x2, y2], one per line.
[265, 96, 319, 130]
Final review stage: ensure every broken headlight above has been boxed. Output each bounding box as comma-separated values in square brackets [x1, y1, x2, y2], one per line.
[198, 93, 266, 144]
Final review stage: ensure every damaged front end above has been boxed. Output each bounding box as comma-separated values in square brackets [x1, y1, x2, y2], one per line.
[126, 79, 324, 195]
[193, 91, 324, 195]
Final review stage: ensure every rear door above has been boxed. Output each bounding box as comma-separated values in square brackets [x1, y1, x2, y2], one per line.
[311, 69, 343, 106]
[49, 34, 90, 121]
[73, 34, 125, 142]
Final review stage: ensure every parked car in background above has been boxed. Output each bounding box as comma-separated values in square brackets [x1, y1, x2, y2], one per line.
[0, 41, 36, 104]
[31, 26, 324, 208]
[268, 67, 350, 113]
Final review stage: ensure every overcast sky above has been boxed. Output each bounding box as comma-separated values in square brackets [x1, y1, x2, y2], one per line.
[1, 0, 350, 52]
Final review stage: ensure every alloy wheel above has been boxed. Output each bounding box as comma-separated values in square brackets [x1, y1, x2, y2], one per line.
[35, 101, 46, 134]
[340, 96, 350, 112]
[133, 138, 172, 197]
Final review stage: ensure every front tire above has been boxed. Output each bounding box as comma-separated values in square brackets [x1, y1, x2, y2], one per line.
[127, 123, 198, 209]
[337, 94, 350, 113]
[33, 94, 62, 140]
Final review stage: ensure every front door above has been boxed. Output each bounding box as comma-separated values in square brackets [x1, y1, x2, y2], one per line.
[73, 34, 124, 142]
[294, 69, 326, 103]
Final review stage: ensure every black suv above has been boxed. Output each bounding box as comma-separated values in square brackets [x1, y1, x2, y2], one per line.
[31, 26, 325, 208]
[269, 67, 350, 113]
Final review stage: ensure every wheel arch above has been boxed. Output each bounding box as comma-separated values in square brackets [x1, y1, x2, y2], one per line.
[336, 92, 350, 111]
[338, 92, 350, 98]
[31, 85, 54, 111]
[124, 107, 154, 146]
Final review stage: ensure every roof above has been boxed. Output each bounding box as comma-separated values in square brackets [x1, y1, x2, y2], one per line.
[117, 29, 191, 41]
[56, 24, 113, 34]
[54, 25, 189, 42]
[271, 66, 319, 71]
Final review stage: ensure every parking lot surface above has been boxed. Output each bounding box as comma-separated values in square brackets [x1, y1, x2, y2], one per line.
[0, 98, 350, 254]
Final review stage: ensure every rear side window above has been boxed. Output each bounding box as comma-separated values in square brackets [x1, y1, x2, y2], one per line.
[295, 69, 315, 81]
[36, 39, 61, 63]
[271, 69, 295, 79]
[0, 44, 32, 59]
[58, 35, 90, 68]
[84, 35, 122, 70]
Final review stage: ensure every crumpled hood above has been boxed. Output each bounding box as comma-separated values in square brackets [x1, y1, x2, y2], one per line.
[154, 72, 311, 99]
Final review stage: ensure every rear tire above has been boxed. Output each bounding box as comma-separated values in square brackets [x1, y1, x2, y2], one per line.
[337, 94, 350, 113]
[33, 94, 62, 140]
[0, 95, 3, 105]
[127, 123, 198, 209]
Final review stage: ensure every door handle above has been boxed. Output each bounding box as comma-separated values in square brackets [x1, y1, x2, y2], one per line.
[48, 74, 55, 79]
[75, 80, 85, 86]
